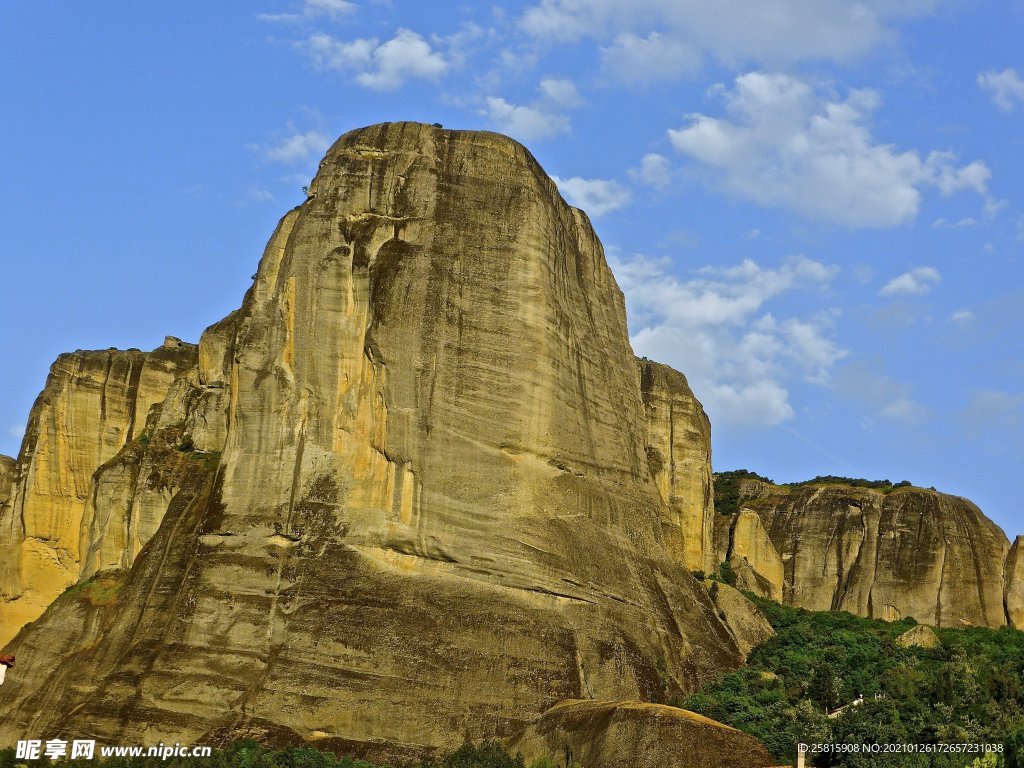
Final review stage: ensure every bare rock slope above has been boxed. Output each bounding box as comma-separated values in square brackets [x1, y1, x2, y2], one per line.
[715, 476, 1019, 628]
[0, 123, 755, 762]
[0, 340, 197, 646]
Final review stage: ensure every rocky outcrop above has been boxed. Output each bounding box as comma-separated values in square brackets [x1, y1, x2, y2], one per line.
[0, 123, 743, 760]
[895, 624, 940, 649]
[716, 509, 784, 601]
[714, 478, 1014, 628]
[704, 580, 775, 658]
[511, 700, 776, 768]
[1006, 536, 1024, 629]
[639, 360, 714, 572]
[0, 340, 197, 646]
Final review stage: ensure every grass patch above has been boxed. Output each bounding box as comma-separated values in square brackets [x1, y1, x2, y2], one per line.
[63, 570, 126, 607]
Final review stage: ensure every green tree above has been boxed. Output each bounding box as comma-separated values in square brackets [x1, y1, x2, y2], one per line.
[808, 662, 842, 713]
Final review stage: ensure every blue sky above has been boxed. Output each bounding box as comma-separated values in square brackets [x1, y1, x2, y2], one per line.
[3, 1, 1024, 536]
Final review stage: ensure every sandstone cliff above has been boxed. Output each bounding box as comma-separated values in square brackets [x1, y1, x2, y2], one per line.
[0, 123, 742, 762]
[0, 455, 13, 507]
[638, 360, 714, 573]
[714, 476, 1018, 628]
[1006, 536, 1024, 629]
[0, 340, 197, 646]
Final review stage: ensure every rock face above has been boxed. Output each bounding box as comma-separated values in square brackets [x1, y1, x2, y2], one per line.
[714, 478, 1015, 628]
[0, 341, 197, 646]
[638, 360, 714, 573]
[0, 455, 14, 506]
[0, 123, 741, 760]
[1006, 537, 1024, 629]
[511, 700, 776, 768]
[704, 581, 775, 658]
[716, 509, 784, 601]
[895, 624, 940, 649]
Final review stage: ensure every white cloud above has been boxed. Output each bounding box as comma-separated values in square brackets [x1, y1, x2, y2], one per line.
[303, 33, 375, 71]
[301, 29, 448, 90]
[551, 176, 631, 216]
[600, 32, 700, 83]
[834, 361, 928, 426]
[483, 77, 583, 142]
[258, 0, 356, 23]
[950, 309, 975, 323]
[247, 188, 275, 203]
[978, 68, 1024, 112]
[484, 98, 569, 141]
[7, 425, 24, 440]
[521, 0, 941, 69]
[538, 77, 583, 108]
[254, 129, 331, 164]
[629, 153, 673, 190]
[879, 266, 940, 296]
[613, 252, 844, 428]
[667, 72, 990, 228]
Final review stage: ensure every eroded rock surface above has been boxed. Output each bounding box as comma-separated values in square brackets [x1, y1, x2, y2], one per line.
[0, 123, 741, 760]
[704, 580, 775, 658]
[895, 624, 940, 649]
[716, 509, 784, 601]
[0, 341, 196, 645]
[511, 699, 776, 768]
[638, 360, 714, 572]
[715, 478, 1013, 628]
[0, 455, 13, 506]
[1006, 536, 1024, 629]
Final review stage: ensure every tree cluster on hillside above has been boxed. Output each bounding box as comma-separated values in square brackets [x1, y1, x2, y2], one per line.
[682, 597, 1024, 767]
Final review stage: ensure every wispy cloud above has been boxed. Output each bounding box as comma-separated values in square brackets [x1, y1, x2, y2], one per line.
[520, 0, 942, 69]
[258, 0, 356, 23]
[551, 176, 631, 216]
[300, 29, 448, 90]
[879, 266, 940, 296]
[600, 32, 700, 84]
[612, 252, 844, 428]
[482, 77, 584, 142]
[667, 72, 990, 228]
[629, 153, 673, 190]
[834, 361, 928, 426]
[978, 68, 1024, 112]
[483, 98, 569, 141]
[251, 128, 331, 164]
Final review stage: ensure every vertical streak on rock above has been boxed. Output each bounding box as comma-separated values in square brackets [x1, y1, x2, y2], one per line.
[0, 344, 196, 646]
[1006, 537, 1023, 629]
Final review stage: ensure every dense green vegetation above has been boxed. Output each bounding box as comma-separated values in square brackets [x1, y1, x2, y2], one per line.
[0, 741, 563, 768]
[713, 469, 773, 515]
[683, 597, 1024, 766]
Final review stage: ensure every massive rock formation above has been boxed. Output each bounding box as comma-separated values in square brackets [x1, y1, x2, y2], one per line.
[0, 123, 748, 762]
[714, 476, 1019, 628]
[0, 340, 197, 646]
